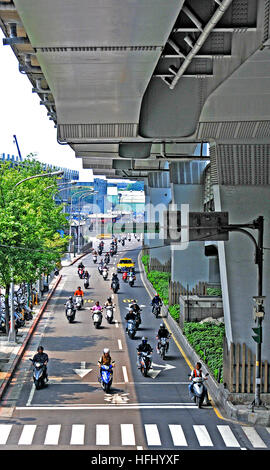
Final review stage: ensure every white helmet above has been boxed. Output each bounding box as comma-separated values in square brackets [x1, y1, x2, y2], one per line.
[103, 348, 110, 354]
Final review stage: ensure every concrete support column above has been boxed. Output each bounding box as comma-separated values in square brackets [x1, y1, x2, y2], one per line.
[170, 161, 209, 289]
[144, 171, 171, 268]
[210, 142, 270, 360]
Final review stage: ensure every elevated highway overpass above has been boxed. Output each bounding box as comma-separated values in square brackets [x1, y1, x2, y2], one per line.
[1, 0, 270, 400]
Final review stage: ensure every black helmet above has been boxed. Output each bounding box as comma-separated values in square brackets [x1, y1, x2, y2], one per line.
[160, 323, 165, 328]
[142, 337, 148, 344]
[37, 346, 44, 352]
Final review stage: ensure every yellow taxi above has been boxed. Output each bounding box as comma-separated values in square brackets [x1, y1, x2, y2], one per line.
[117, 257, 135, 273]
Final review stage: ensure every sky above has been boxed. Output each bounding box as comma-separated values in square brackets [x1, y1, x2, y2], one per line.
[0, 32, 94, 180]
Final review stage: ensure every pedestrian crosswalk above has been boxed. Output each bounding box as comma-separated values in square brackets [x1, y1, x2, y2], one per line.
[0, 422, 269, 449]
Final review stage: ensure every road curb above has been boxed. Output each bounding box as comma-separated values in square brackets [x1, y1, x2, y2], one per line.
[0, 274, 62, 402]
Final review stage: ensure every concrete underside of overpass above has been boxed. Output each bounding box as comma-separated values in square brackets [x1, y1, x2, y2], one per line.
[1, 0, 270, 393]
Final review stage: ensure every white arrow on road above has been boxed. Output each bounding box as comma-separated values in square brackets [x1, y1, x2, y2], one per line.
[152, 362, 176, 371]
[73, 361, 92, 378]
[147, 362, 176, 379]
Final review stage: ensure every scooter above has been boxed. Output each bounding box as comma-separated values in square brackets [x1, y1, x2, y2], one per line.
[78, 268, 84, 279]
[111, 280, 119, 294]
[98, 265, 103, 275]
[29, 358, 47, 390]
[127, 319, 137, 339]
[75, 296, 83, 310]
[84, 277, 89, 289]
[92, 310, 103, 328]
[152, 304, 161, 318]
[135, 312, 141, 329]
[93, 255, 97, 264]
[128, 276, 135, 287]
[138, 351, 152, 377]
[99, 364, 114, 393]
[66, 305, 76, 323]
[102, 269, 108, 280]
[188, 373, 209, 408]
[157, 336, 170, 360]
[105, 305, 114, 324]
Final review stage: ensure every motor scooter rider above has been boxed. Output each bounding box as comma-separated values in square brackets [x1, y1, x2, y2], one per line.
[78, 261, 85, 275]
[65, 296, 76, 315]
[111, 273, 119, 289]
[74, 286, 84, 306]
[125, 308, 136, 331]
[98, 348, 115, 380]
[128, 271, 136, 283]
[122, 270, 128, 282]
[32, 346, 49, 382]
[136, 337, 153, 368]
[84, 270, 90, 279]
[156, 323, 170, 352]
[130, 299, 140, 313]
[151, 293, 162, 313]
[104, 297, 114, 308]
[188, 362, 209, 403]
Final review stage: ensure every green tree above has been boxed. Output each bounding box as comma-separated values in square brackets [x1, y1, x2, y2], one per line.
[0, 157, 69, 331]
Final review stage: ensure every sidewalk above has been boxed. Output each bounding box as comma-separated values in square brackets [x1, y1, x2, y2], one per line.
[138, 251, 270, 427]
[0, 251, 88, 403]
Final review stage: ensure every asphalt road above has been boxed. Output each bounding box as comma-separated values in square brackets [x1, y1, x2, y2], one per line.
[1, 237, 270, 451]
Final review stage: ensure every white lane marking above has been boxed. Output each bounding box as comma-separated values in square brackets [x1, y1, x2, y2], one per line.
[17, 403, 197, 411]
[26, 383, 36, 407]
[118, 339, 123, 350]
[122, 366, 129, 383]
[121, 424, 136, 446]
[241, 426, 267, 448]
[0, 424, 12, 444]
[193, 425, 213, 447]
[144, 424, 161, 446]
[169, 424, 188, 446]
[70, 424, 85, 445]
[217, 425, 240, 448]
[96, 424, 110, 445]
[44, 424, 61, 445]
[115, 321, 119, 328]
[18, 425, 37, 445]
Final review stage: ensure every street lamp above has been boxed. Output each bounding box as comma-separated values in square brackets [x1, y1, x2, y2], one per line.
[67, 188, 96, 257]
[14, 169, 64, 188]
[77, 191, 96, 253]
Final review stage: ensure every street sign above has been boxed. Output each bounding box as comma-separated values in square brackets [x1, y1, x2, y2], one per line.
[110, 222, 160, 234]
[252, 326, 262, 344]
[163, 211, 229, 243]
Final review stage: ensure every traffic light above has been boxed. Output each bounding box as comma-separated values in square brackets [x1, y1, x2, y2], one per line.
[252, 325, 262, 344]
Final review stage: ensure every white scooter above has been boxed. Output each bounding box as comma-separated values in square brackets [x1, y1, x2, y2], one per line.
[189, 373, 209, 408]
[92, 308, 103, 329]
[105, 305, 114, 324]
[75, 296, 83, 310]
[102, 268, 108, 280]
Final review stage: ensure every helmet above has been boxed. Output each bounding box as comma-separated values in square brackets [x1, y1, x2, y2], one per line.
[160, 323, 165, 328]
[142, 337, 148, 344]
[107, 297, 112, 302]
[37, 346, 44, 352]
[103, 348, 110, 354]
[69, 296, 73, 300]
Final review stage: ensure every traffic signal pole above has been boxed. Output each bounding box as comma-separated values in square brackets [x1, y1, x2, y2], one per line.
[219, 216, 265, 408]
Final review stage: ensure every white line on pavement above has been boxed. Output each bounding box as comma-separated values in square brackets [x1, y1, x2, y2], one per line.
[44, 424, 61, 445]
[70, 424, 85, 445]
[118, 339, 123, 350]
[96, 424, 110, 446]
[122, 366, 129, 383]
[18, 425, 37, 445]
